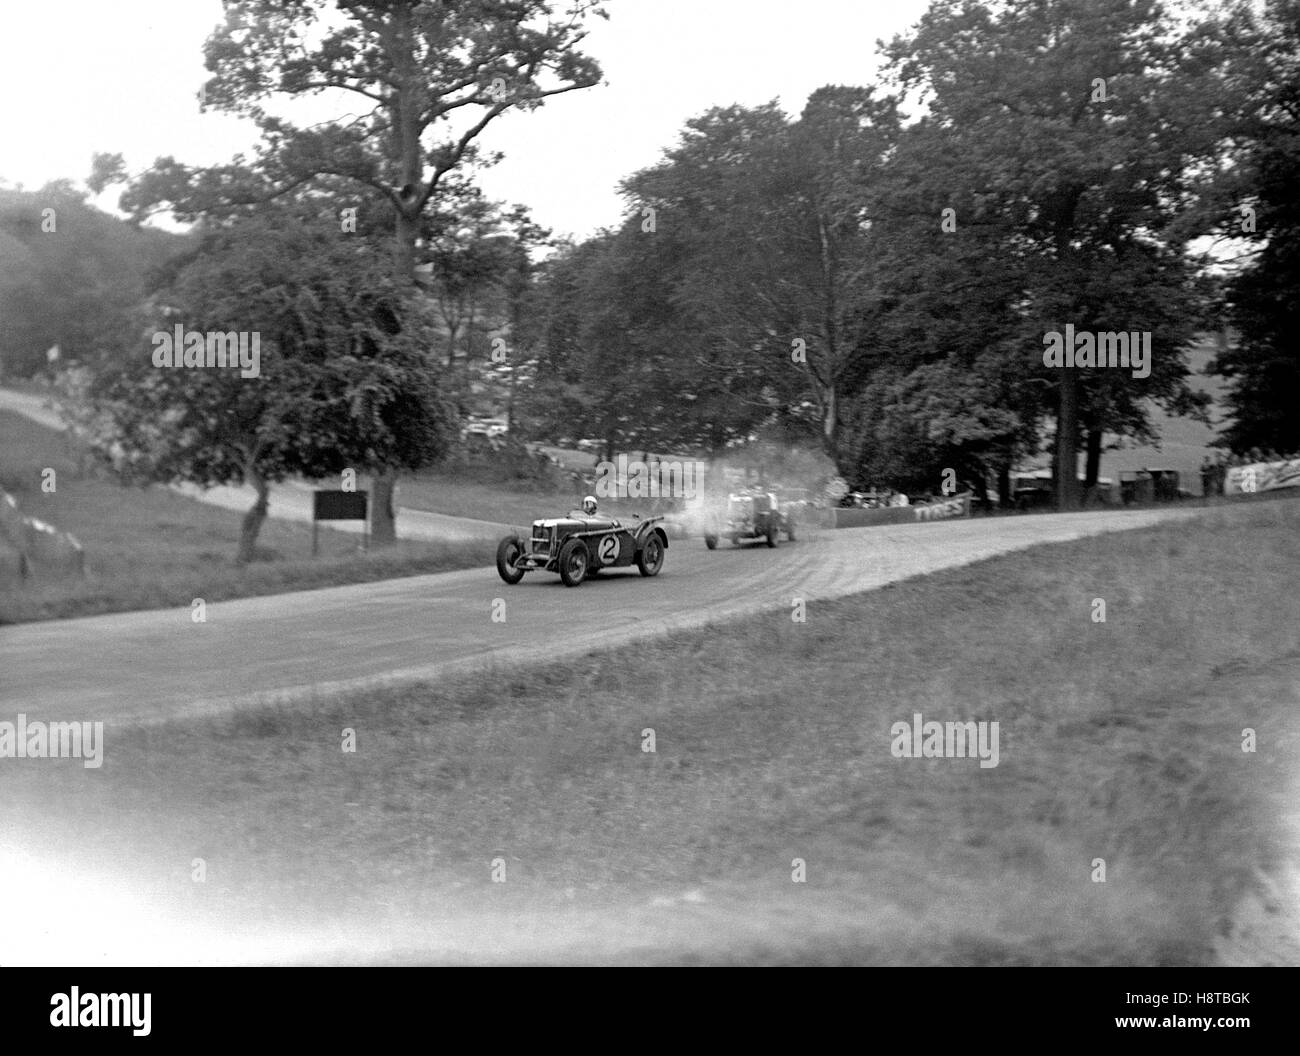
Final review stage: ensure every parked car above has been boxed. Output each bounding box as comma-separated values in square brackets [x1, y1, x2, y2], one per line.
[1120, 468, 1183, 504]
[496, 507, 668, 587]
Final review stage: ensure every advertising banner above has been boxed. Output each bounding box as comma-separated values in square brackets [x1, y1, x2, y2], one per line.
[834, 492, 972, 529]
[912, 492, 972, 522]
[1224, 460, 1300, 496]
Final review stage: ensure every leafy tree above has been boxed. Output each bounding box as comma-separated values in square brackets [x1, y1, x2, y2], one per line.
[523, 209, 750, 459]
[621, 96, 906, 461]
[1213, 0, 1300, 454]
[777, 87, 902, 454]
[121, 0, 605, 542]
[421, 192, 547, 416]
[524, 232, 644, 458]
[95, 209, 451, 563]
[883, 0, 1242, 507]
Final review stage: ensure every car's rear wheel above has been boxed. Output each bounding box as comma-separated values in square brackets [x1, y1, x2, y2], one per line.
[558, 538, 588, 587]
[637, 534, 664, 577]
[496, 536, 525, 584]
[704, 534, 718, 550]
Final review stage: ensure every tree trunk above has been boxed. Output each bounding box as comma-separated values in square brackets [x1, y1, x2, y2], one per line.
[1054, 366, 1081, 510]
[506, 359, 517, 435]
[1050, 195, 1085, 512]
[506, 295, 521, 434]
[237, 469, 270, 565]
[395, 208, 417, 279]
[370, 470, 398, 546]
[998, 461, 1012, 509]
[371, 187, 421, 548]
[1083, 427, 1103, 505]
[821, 383, 838, 460]
[971, 468, 990, 511]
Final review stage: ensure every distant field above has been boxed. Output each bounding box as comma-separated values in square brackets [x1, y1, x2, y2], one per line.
[0, 410, 493, 624]
[396, 472, 583, 527]
[6, 498, 1297, 964]
[398, 463, 690, 527]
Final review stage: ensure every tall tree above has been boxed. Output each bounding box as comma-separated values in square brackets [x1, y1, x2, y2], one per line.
[122, 0, 605, 542]
[422, 193, 537, 410]
[1213, 0, 1300, 454]
[884, 0, 1242, 508]
[781, 87, 901, 456]
[620, 103, 798, 451]
[621, 94, 903, 464]
[95, 208, 451, 563]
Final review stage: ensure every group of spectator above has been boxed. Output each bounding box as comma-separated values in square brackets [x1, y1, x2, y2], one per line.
[1201, 448, 1300, 496]
[840, 488, 911, 509]
[1233, 447, 1297, 464]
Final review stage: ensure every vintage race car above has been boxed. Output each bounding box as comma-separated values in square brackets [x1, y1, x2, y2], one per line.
[496, 509, 668, 587]
[703, 490, 796, 549]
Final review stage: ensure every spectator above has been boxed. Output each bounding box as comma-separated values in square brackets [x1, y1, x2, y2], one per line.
[1200, 456, 1214, 497]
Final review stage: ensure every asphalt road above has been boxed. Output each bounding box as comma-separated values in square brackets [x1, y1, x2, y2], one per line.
[3, 504, 1204, 725]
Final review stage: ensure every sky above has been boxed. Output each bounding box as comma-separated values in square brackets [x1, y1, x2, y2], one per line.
[0, 0, 934, 240]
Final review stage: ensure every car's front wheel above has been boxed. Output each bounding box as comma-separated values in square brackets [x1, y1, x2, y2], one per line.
[558, 538, 589, 587]
[496, 536, 525, 584]
[704, 533, 718, 550]
[637, 534, 664, 577]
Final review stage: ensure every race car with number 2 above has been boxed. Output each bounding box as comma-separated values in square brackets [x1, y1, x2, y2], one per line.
[496, 498, 668, 587]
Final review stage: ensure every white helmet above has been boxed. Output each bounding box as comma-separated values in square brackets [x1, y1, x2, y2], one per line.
[582, 495, 598, 516]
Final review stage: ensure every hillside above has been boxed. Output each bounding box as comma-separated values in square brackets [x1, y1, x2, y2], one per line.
[0, 185, 187, 377]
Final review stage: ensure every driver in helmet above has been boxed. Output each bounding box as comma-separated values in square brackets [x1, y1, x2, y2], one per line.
[580, 495, 598, 517]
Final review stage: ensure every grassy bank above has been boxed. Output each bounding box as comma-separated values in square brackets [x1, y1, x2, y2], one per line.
[0, 410, 493, 624]
[3, 499, 1298, 963]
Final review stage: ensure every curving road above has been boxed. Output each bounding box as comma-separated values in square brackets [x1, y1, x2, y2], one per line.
[3, 504, 1205, 726]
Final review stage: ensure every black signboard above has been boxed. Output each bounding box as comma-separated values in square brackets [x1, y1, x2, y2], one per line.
[314, 490, 369, 521]
[312, 489, 369, 555]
